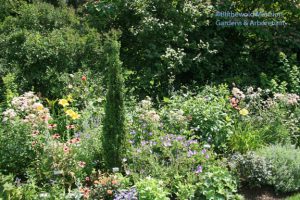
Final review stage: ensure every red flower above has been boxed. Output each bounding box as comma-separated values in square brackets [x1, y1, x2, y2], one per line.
[81, 75, 87, 81]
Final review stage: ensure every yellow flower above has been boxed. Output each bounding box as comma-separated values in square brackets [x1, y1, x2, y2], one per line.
[59, 99, 69, 107]
[67, 94, 74, 102]
[65, 109, 80, 120]
[239, 108, 249, 116]
[71, 112, 80, 120]
[34, 103, 44, 111]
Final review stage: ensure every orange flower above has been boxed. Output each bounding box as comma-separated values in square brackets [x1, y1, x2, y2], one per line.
[80, 187, 91, 199]
[111, 180, 118, 185]
[94, 180, 100, 185]
[82, 75, 87, 81]
[107, 190, 113, 195]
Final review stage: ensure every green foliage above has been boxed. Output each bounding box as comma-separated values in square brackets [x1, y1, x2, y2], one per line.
[164, 85, 234, 152]
[102, 31, 126, 170]
[228, 123, 265, 154]
[230, 152, 272, 187]
[1, 73, 18, 106]
[136, 177, 170, 200]
[256, 145, 300, 193]
[0, 1, 104, 98]
[0, 120, 35, 176]
[195, 165, 243, 200]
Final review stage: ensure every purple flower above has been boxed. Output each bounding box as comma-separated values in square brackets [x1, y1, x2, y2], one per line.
[187, 150, 197, 157]
[141, 140, 147, 146]
[205, 154, 210, 159]
[163, 141, 172, 147]
[130, 130, 136, 135]
[149, 132, 153, 136]
[195, 165, 203, 174]
[201, 149, 207, 154]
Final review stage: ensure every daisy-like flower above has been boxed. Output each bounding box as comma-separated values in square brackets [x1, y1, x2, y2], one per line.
[63, 145, 70, 153]
[79, 187, 91, 199]
[239, 108, 249, 116]
[58, 99, 69, 107]
[32, 130, 39, 137]
[66, 124, 75, 129]
[78, 161, 86, 168]
[48, 124, 57, 129]
[52, 134, 60, 139]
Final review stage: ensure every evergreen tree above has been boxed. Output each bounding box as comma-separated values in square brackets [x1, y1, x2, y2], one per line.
[102, 30, 125, 170]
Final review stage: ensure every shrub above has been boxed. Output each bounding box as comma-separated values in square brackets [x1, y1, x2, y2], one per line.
[162, 84, 234, 152]
[102, 31, 126, 170]
[136, 177, 170, 200]
[256, 145, 300, 193]
[0, 1, 104, 98]
[195, 165, 243, 200]
[229, 153, 272, 187]
[0, 119, 36, 176]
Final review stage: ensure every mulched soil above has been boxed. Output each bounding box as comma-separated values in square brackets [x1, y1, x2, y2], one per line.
[240, 186, 292, 200]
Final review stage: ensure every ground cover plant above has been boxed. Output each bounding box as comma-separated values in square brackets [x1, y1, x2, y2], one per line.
[0, 0, 299, 199]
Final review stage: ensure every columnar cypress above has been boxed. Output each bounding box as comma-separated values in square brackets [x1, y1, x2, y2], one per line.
[102, 31, 125, 170]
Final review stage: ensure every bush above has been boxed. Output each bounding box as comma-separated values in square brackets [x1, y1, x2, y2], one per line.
[256, 145, 300, 193]
[229, 152, 272, 187]
[162, 84, 234, 152]
[136, 177, 170, 200]
[0, 1, 104, 98]
[231, 145, 300, 193]
[0, 120, 35, 176]
[195, 165, 243, 200]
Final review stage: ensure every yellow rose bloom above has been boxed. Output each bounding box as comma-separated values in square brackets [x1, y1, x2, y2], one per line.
[59, 99, 69, 107]
[239, 108, 249, 116]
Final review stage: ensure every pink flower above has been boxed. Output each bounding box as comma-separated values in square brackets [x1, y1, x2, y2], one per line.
[63, 145, 70, 153]
[52, 134, 60, 139]
[32, 130, 39, 137]
[66, 125, 75, 130]
[48, 124, 57, 129]
[78, 161, 86, 168]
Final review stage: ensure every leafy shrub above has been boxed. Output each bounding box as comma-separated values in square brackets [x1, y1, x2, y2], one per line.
[195, 165, 243, 200]
[0, 119, 35, 176]
[0, 1, 104, 98]
[162, 84, 234, 152]
[136, 177, 170, 200]
[231, 145, 300, 193]
[229, 153, 272, 187]
[228, 123, 265, 153]
[256, 145, 300, 193]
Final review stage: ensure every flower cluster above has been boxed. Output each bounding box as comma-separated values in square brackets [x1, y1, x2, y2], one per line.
[114, 187, 138, 200]
[2, 92, 51, 125]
